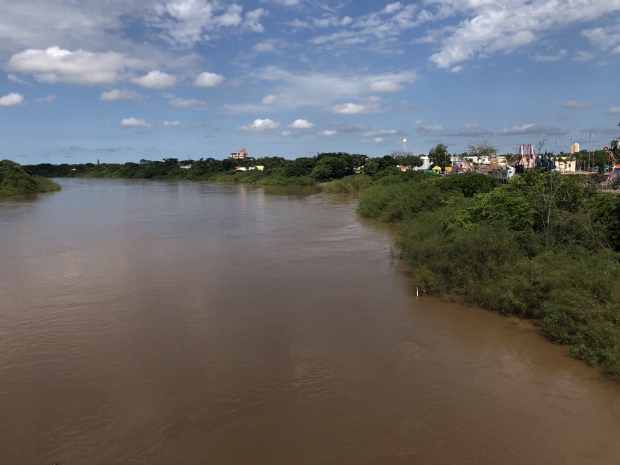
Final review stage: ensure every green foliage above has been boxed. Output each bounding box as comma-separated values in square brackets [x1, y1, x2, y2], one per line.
[0, 159, 61, 197]
[310, 156, 347, 181]
[361, 168, 620, 376]
[429, 143, 450, 170]
[323, 175, 373, 193]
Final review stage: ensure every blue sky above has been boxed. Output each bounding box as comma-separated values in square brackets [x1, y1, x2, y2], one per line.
[0, 0, 619, 164]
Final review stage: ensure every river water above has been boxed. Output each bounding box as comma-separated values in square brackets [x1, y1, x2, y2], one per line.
[1, 178, 620, 465]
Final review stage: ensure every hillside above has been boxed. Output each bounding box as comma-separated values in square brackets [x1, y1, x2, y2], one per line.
[0, 159, 61, 197]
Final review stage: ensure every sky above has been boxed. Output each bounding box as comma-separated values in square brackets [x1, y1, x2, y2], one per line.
[0, 0, 619, 164]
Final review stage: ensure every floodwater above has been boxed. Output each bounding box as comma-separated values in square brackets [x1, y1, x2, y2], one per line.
[1, 178, 620, 465]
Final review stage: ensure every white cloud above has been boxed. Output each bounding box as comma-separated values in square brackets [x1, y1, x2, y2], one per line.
[427, 1, 620, 69]
[253, 42, 274, 52]
[449, 66, 464, 73]
[0, 92, 24, 106]
[563, 100, 602, 109]
[500, 123, 567, 136]
[194, 71, 224, 87]
[7, 74, 27, 84]
[533, 50, 567, 62]
[131, 70, 176, 89]
[582, 24, 620, 50]
[169, 98, 206, 108]
[288, 119, 314, 129]
[332, 96, 384, 114]
[226, 67, 417, 113]
[147, 0, 244, 47]
[361, 137, 386, 144]
[238, 118, 280, 132]
[244, 8, 266, 33]
[382, 2, 403, 14]
[414, 124, 444, 136]
[320, 130, 337, 136]
[287, 19, 310, 28]
[363, 129, 398, 137]
[608, 106, 620, 115]
[100, 89, 141, 101]
[280, 130, 292, 136]
[35, 95, 56, 103]
[8, 46, 146, 85]
[573, 51, 595, 62]
[164, 120, 180, 126]
[120, 117, 154, 128]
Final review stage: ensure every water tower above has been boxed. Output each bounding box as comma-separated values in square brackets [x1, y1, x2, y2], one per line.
[403, 138, 407, 153]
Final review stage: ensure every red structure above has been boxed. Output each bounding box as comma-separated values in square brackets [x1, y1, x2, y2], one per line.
[515, 144, 536, 171]
[230, 148, 248, 160]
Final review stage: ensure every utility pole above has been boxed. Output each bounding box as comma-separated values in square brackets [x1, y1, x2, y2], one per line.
[588, 133, 593, 172]
[553, 139, 558, 169]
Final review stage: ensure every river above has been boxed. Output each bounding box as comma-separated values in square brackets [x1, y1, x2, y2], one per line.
[1, 178, 619, 464]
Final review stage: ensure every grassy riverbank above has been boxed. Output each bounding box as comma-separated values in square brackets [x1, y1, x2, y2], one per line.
[328, 171, 620, 376]
[0, 160, 61, 197]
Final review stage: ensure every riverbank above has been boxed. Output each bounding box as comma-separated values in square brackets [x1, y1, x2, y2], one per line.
[0, 160, 61, 197]
[325, 171, 620, 376]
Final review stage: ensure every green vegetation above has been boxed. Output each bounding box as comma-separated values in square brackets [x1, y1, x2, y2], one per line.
[25, 152, 373, 186]
[0, 160, 61, 197]
[342, 169, 620, 376]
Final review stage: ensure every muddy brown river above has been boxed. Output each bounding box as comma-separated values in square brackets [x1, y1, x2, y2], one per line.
[1, 178, 620, 464]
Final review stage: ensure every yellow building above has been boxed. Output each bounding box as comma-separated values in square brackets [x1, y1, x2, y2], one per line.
[556, 157, 576, 172]
[570, 143, 580, 154]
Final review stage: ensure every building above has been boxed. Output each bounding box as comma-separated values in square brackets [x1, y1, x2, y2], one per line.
[570, 143, 580, 154]
[231, 148, 248, 160]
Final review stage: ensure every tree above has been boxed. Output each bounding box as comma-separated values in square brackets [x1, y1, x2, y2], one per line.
[310, 156, 347, 181]
[535, 136, 548, 155]
[467, 140, 496, 165]
[392, 150, 423, 170]
[429, 143, 450, 171]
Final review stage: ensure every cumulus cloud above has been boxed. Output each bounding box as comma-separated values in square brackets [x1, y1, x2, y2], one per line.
[0, 92, 24, 106]
[363, 129, 401, 137]
[414, 124, 444, 136]
[253, 42, 274, 52]
[120, 117, 154, 128]
[582, 24, 620, 50]
[533, 50, 567, 62]
[100, 89, 141, 101]
[7, 74, 27, 84]
[361, 137, 386, 144]
[194, 71, 224, 87]
[608, 106, 620, 115]
[500, 123, 567, 136]
[131, 70, 176, 89]
[382, 2, 403, 14]
[563, 100, 602, 109]
[287, 19, 310, 28]
[320, 130, 337, 136]
[169, 98, 206, 108]
[574, 51, 595, 62]
[331, 96, 384, 114]
[35, 95, 56, 103]
[8, 46, 145, 85]
[335, 123, 371, 133]
[287, 119, 314, 129]
[245, 8, 266, 33]
[164, 121, 180, 126]
[238, 118, 280, 132]
[262, 94, 277, 104]
[280, 130, 292, 136]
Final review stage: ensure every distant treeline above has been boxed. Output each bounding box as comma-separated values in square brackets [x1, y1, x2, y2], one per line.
[324, 170, 620, 376]
[0, 160, 61, 197]
[26, 152, 417, 186]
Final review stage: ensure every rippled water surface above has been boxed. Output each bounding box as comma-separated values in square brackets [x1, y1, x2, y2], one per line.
[2, 178, 620, 464]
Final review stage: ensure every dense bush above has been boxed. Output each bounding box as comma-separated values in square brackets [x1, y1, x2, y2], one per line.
[359, 169, 620, 376]
[0, 160, 61, 197]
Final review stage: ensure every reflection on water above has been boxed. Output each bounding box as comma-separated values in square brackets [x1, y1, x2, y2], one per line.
[1, 178, 620, 465]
